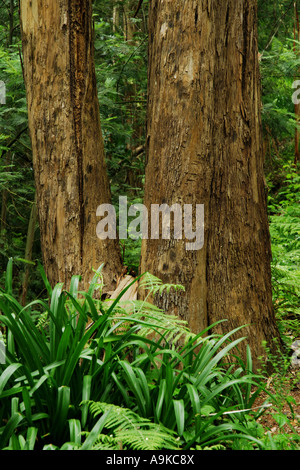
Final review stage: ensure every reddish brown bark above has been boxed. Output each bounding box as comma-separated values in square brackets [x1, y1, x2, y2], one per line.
[20, 0, 123, 292]
[140, 0, 282, 370]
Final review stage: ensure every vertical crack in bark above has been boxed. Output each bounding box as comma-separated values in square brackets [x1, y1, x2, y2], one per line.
[195, 5, 198, 26]
[68, 0, 86, 263]
[225, 4, 230, 47]
[242, 1, 249, 97]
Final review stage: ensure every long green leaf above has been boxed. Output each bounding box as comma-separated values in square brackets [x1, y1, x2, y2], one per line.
[120, 361, 146, 416]
[87, 265, 104, 295]
[0, 364, 23, 396]
[0, 310, 44, 373]
[81, 375, 92, 428]
[195, 331, 248, 387]
[0, 413, 23, 450]
[173, 399, 185, 436]
[52, 386, 70, 441]
[5, 258, 13, 296]
[37, 261, 52, 296]
[69, 419, 82, 445]
[60, 311, 112, 385]
[49, 283, 64, 361]
[24, 427, 38, 450]
[80, 410, 110, 450]
[21, 386, 32, 426]
[155, 379, 166, 422]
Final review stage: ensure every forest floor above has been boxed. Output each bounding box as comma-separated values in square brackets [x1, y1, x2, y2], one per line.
[254, 366, 300, 439]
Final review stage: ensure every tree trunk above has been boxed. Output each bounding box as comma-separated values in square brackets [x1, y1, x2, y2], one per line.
[8, 0, 14, 46]
[19, 0, 123, 292]
[113, 0, 120, 33]
[140, 0, 282, 369]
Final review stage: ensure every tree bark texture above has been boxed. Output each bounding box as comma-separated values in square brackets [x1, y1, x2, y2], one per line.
[20, 0, 123, 292]
[140, 0, 282, 367]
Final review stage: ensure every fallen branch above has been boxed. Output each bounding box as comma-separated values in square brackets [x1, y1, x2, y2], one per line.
[201, 403, 272, 417]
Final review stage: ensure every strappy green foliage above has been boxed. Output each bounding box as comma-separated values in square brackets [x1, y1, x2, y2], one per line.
[0, 260, 280, 450]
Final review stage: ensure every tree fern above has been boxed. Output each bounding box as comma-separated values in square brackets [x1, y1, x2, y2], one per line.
[86, 401, 180, 450]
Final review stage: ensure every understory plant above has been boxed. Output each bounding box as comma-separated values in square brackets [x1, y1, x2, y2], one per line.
[0, 261, 282, 450]
[269, 167, 300, 341]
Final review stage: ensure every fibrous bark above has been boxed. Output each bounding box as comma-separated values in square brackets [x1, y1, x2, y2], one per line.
[20, 0, 123, 292]
[140, 0, 282, 368]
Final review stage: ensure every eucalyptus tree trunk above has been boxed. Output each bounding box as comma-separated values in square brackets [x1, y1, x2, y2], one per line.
[140, 0, 282, 368]
[20, 0, 123, 292]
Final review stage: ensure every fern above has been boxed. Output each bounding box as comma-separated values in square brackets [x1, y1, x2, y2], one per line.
[133, 273, 193, 344]
[86, 402, 180, 450]
[98, 271, 194, 345]
[112, 299, 195, 345]
[270, 198, 300, 337]
[139, 271, 185, 297]
[35, 310, 49, 332]
[87, 433, 121, 450]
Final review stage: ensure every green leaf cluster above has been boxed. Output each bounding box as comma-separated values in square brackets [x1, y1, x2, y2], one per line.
[0, 260, 282, 451]
[269, 167, 300, 339]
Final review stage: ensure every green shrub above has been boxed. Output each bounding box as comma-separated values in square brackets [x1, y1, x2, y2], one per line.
[269, 168, 300, 340]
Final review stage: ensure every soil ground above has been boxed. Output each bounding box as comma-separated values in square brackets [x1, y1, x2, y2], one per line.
[253, 366, 300, 440]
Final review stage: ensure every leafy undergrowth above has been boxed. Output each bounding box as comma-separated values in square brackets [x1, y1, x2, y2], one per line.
[1, 262, 298, 451]
[252, 381, 300, 450]
[268, 167, 300, 342]
[254, 166, 300, 450]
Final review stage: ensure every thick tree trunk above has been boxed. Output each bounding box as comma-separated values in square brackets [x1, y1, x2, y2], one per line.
[19, 0, 123, 292]
[140, 0, 282, 369]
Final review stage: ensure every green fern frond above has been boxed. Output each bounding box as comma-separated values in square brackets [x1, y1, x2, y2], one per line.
[99, 272, 193, 345]
[90, 433, 121, 450]
[272, 265, 300, 289]
[87, 401, 180, 450]
[111, 299, 195, 345]
[35, 311, 49, 331]
[139, 272, 185, 297]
